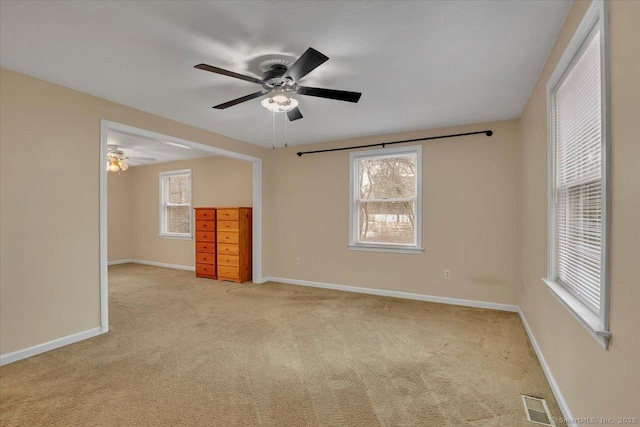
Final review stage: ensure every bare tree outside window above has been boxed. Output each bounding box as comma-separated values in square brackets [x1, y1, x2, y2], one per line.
[160, 170, 192, 237]
[357, 153, 417, 245]
[166, 175, 191, 233]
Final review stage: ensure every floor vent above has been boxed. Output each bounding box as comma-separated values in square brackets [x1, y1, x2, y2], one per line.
[521, 395, 555, 426]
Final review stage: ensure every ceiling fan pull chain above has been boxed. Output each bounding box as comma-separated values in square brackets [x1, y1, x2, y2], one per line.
[284, 113, 288, 148]
[272, 111, 276, 149]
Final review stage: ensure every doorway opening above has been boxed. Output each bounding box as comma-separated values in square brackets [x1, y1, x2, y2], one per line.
[99, 120, 263, 333]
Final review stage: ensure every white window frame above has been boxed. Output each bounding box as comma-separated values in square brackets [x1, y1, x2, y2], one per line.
[159, 169, 193, 240]
[348, 145, 423, 254]
[544, 0, 611, 349]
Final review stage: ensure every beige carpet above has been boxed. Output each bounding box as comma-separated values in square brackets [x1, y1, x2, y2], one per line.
[1, 263, 559, 426]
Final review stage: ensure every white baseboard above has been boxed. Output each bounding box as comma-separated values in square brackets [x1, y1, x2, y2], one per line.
[518, 308, 574, 426]
[131, 259, 195, 271]
[0, 326, 103, 366]
[108, 259, 195, 271]
[108, 259, 134, 265]
[263, 276, 519, 312]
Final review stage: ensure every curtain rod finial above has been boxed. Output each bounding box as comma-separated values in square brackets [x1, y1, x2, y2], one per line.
[296, 152, 303, 157]
[486, 130, 493, 136]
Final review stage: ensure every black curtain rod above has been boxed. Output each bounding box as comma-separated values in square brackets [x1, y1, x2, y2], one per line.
[296, 129, 493, 157]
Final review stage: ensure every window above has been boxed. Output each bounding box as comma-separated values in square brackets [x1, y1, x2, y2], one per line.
[349, 146, 422, 253]
[545, 0, 610, 348]
[159, 169, 192, 239]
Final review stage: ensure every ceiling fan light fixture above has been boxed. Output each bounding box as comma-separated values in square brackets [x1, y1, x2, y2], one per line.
[108, 161, 120, 172]
[107, 148, 129, 172]
[261, 94, 298, 113]
[271, 93, 289, 104]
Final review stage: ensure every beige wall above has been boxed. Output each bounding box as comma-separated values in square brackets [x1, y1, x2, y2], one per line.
[2, 1, 639, 418]
[125, 156, 252, 266]
[108, 172, 133, 261]
[267, 119, 521, 305]
[519, 0, 640, 419]
[0, 68, 269, 354]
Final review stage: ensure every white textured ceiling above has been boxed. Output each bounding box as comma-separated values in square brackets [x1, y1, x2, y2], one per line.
[0, 0, 570, 148]
[108, 130, 214, 166]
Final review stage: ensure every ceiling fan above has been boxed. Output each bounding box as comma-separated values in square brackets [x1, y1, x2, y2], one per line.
[195, 47, 362, 121]
[107, 144, 156, 172]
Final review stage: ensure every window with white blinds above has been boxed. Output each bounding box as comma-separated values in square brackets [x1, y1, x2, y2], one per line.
[552, 26, 603, 314]
[545, 0, 610, 348]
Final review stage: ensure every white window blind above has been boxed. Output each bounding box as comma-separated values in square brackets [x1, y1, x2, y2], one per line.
[552, 27, 603, 314]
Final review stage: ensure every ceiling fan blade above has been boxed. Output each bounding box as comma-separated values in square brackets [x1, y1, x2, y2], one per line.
[283, 48, 329, 82]
[287, 107, 303, 122]
[128, 157, 156, 162]
[213, 91, 265, 109]
[195, 64, 263, 85]
[296, 86, 362, 103]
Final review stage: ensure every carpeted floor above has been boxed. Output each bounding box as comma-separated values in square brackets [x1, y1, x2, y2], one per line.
[1, 263, 559, 426]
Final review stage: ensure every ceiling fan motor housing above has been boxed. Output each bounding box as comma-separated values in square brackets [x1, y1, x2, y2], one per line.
[261, 64, 289, 89]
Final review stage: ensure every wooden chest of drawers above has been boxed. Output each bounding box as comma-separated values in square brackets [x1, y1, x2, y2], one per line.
[194, 208, 216, 279]
[216, 207, 252, 283]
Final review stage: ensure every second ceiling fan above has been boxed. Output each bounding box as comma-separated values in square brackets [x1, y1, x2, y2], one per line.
[195, 47, 362, 122]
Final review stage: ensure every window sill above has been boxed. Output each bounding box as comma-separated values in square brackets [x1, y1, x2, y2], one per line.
[159, 233, 192, 240]
[348, 244, 424, 254]
[541, 278, 611, 350]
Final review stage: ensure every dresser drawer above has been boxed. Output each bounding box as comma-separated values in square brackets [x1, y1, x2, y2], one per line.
[217, 243, 239, 255]
[195, 231, 215, 242]
[196, 220, 215, 231]
[195, 209, 215, 220]
[217, 220, 239, 232]
[217, 209, 239, 221]
[218, 266, 240, 280]
[196, 253, 216, 265]
[196, 263, 216, 278]
[218, 232, 239, 244]
[196, 242, 215, 253]
[217, 254, 239, 267]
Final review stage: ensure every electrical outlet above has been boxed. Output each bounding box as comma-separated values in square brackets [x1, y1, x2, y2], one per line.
[294, 257, 299, 265]
[444, 269, 451, 279]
